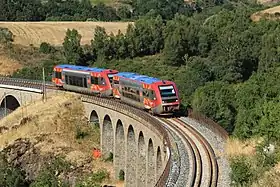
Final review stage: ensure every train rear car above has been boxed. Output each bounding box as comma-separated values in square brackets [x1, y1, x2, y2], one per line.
[112, 72, 180, 115]
[52, 64, 118, 96]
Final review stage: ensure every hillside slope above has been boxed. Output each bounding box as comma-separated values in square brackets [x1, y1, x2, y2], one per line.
[0, 92, 115, 185]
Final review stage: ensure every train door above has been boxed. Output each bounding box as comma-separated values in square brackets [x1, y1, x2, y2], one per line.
[52, 68, 63, 86]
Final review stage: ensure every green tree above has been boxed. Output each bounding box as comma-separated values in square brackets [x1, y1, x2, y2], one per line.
[131, 16, 165, 56]
[258, 98, 280, 141]
[192, 81, 236, 133]
[92, 26, 110, 61]
[163, 15, 200, 66]
[258, 27, 280, 72]
[0, 27, 14, 46]
[63, 29, 83, 65]
[234, 68, 280, 138]
[175, 56, 213, 104]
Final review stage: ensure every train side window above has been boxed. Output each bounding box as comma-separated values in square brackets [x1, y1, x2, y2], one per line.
[65, 75, 68, 84]
[100, 77, 106, 85]
[83, 77, 87, 88]
[91, 77, 98, 85]
[69, 76, 73, 85]
[143, 89, 149, 97]
[149, 90, 156, 100]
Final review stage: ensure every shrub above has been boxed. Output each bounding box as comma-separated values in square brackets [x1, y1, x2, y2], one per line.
[75, 126, 89, 139]
[39, 42, 56, 54]
[119, 169, 125, 181]
[0, 27, 14, 46]
[230, 156, 254, 186]
[30, 157, 71, 187]
[0, 155, 29, 187]
[105, 152, 113, 162]
[75, 169, 109, 187]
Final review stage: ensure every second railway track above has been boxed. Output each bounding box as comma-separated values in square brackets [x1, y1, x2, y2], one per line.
[157, 117, 219, 187]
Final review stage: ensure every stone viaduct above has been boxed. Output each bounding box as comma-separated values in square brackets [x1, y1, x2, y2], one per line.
[0, 84, 170, 187]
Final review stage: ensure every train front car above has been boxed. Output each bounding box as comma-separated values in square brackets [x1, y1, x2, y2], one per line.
[112, 72, 180, 115]
[52, 64, 118, 96]
[151, 80, 180, 115]
[52, 66, 63, 87]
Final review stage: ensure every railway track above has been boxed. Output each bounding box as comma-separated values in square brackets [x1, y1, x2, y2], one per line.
[157, 117, 218, 187]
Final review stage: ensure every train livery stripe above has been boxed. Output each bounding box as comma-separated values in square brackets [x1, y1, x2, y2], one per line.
[62, 69, 90, 75]
[159, 85, 174, 90]
[0, 84, 43, 93]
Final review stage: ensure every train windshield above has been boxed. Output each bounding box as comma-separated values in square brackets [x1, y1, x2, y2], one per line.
[158, 85, 177, 103]
[107, 73, 116, 84]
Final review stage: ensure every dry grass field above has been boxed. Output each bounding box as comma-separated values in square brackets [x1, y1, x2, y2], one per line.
[0, 53, 22, 76]
[0, 21, 132, 46]
[224, 137, 258, 158]
[251, 5, 280, 21]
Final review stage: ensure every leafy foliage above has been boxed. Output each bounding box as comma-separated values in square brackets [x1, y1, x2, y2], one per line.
[30, 157, 71, 187]
[119, 169, 125, 181]
[230, 156, 254, 186]
[63, 29, 84, 65]
[0, 27, 14, 46]
[39, 42, 56, 54]
[75, 169, 109, 187]
[234, 68, 280, 139]
[0, 0, 121, 21]
[0, 155, 29, 187]
[192, 81, 236, 133]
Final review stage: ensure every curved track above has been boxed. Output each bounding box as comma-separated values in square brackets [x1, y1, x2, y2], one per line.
[158, 117, 218, 187]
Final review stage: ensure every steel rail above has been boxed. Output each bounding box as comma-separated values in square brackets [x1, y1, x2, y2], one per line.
[174, 118, 218, 187]
[159, 118, 202, 187]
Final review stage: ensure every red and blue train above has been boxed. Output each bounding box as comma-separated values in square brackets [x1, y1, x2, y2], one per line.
[52, 64, 180, 115]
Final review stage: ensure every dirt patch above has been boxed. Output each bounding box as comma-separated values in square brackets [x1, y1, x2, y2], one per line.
[0, 21, 132, 47]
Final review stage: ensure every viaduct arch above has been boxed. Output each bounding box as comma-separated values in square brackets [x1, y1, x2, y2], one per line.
[0, 86, 170, 187]
[84, 102, 169, 187]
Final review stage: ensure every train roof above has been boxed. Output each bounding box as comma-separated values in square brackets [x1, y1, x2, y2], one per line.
[116, 72, 161, 84]
[55, 64, 107, 73]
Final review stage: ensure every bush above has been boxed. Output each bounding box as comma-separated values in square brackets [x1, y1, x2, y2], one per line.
[0, 27, 14, 46]
[255, 141, 278, 170]
[105, 152, 113, 162]
[30, 157, 71, 187]
[75, 169, 109, 187]
[75, 126, 89, 139]
[0, 155, 29, 187]
[119, 169, 125, 181]
[230, 156, 254, 186]
[39, 42, 56, 54]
